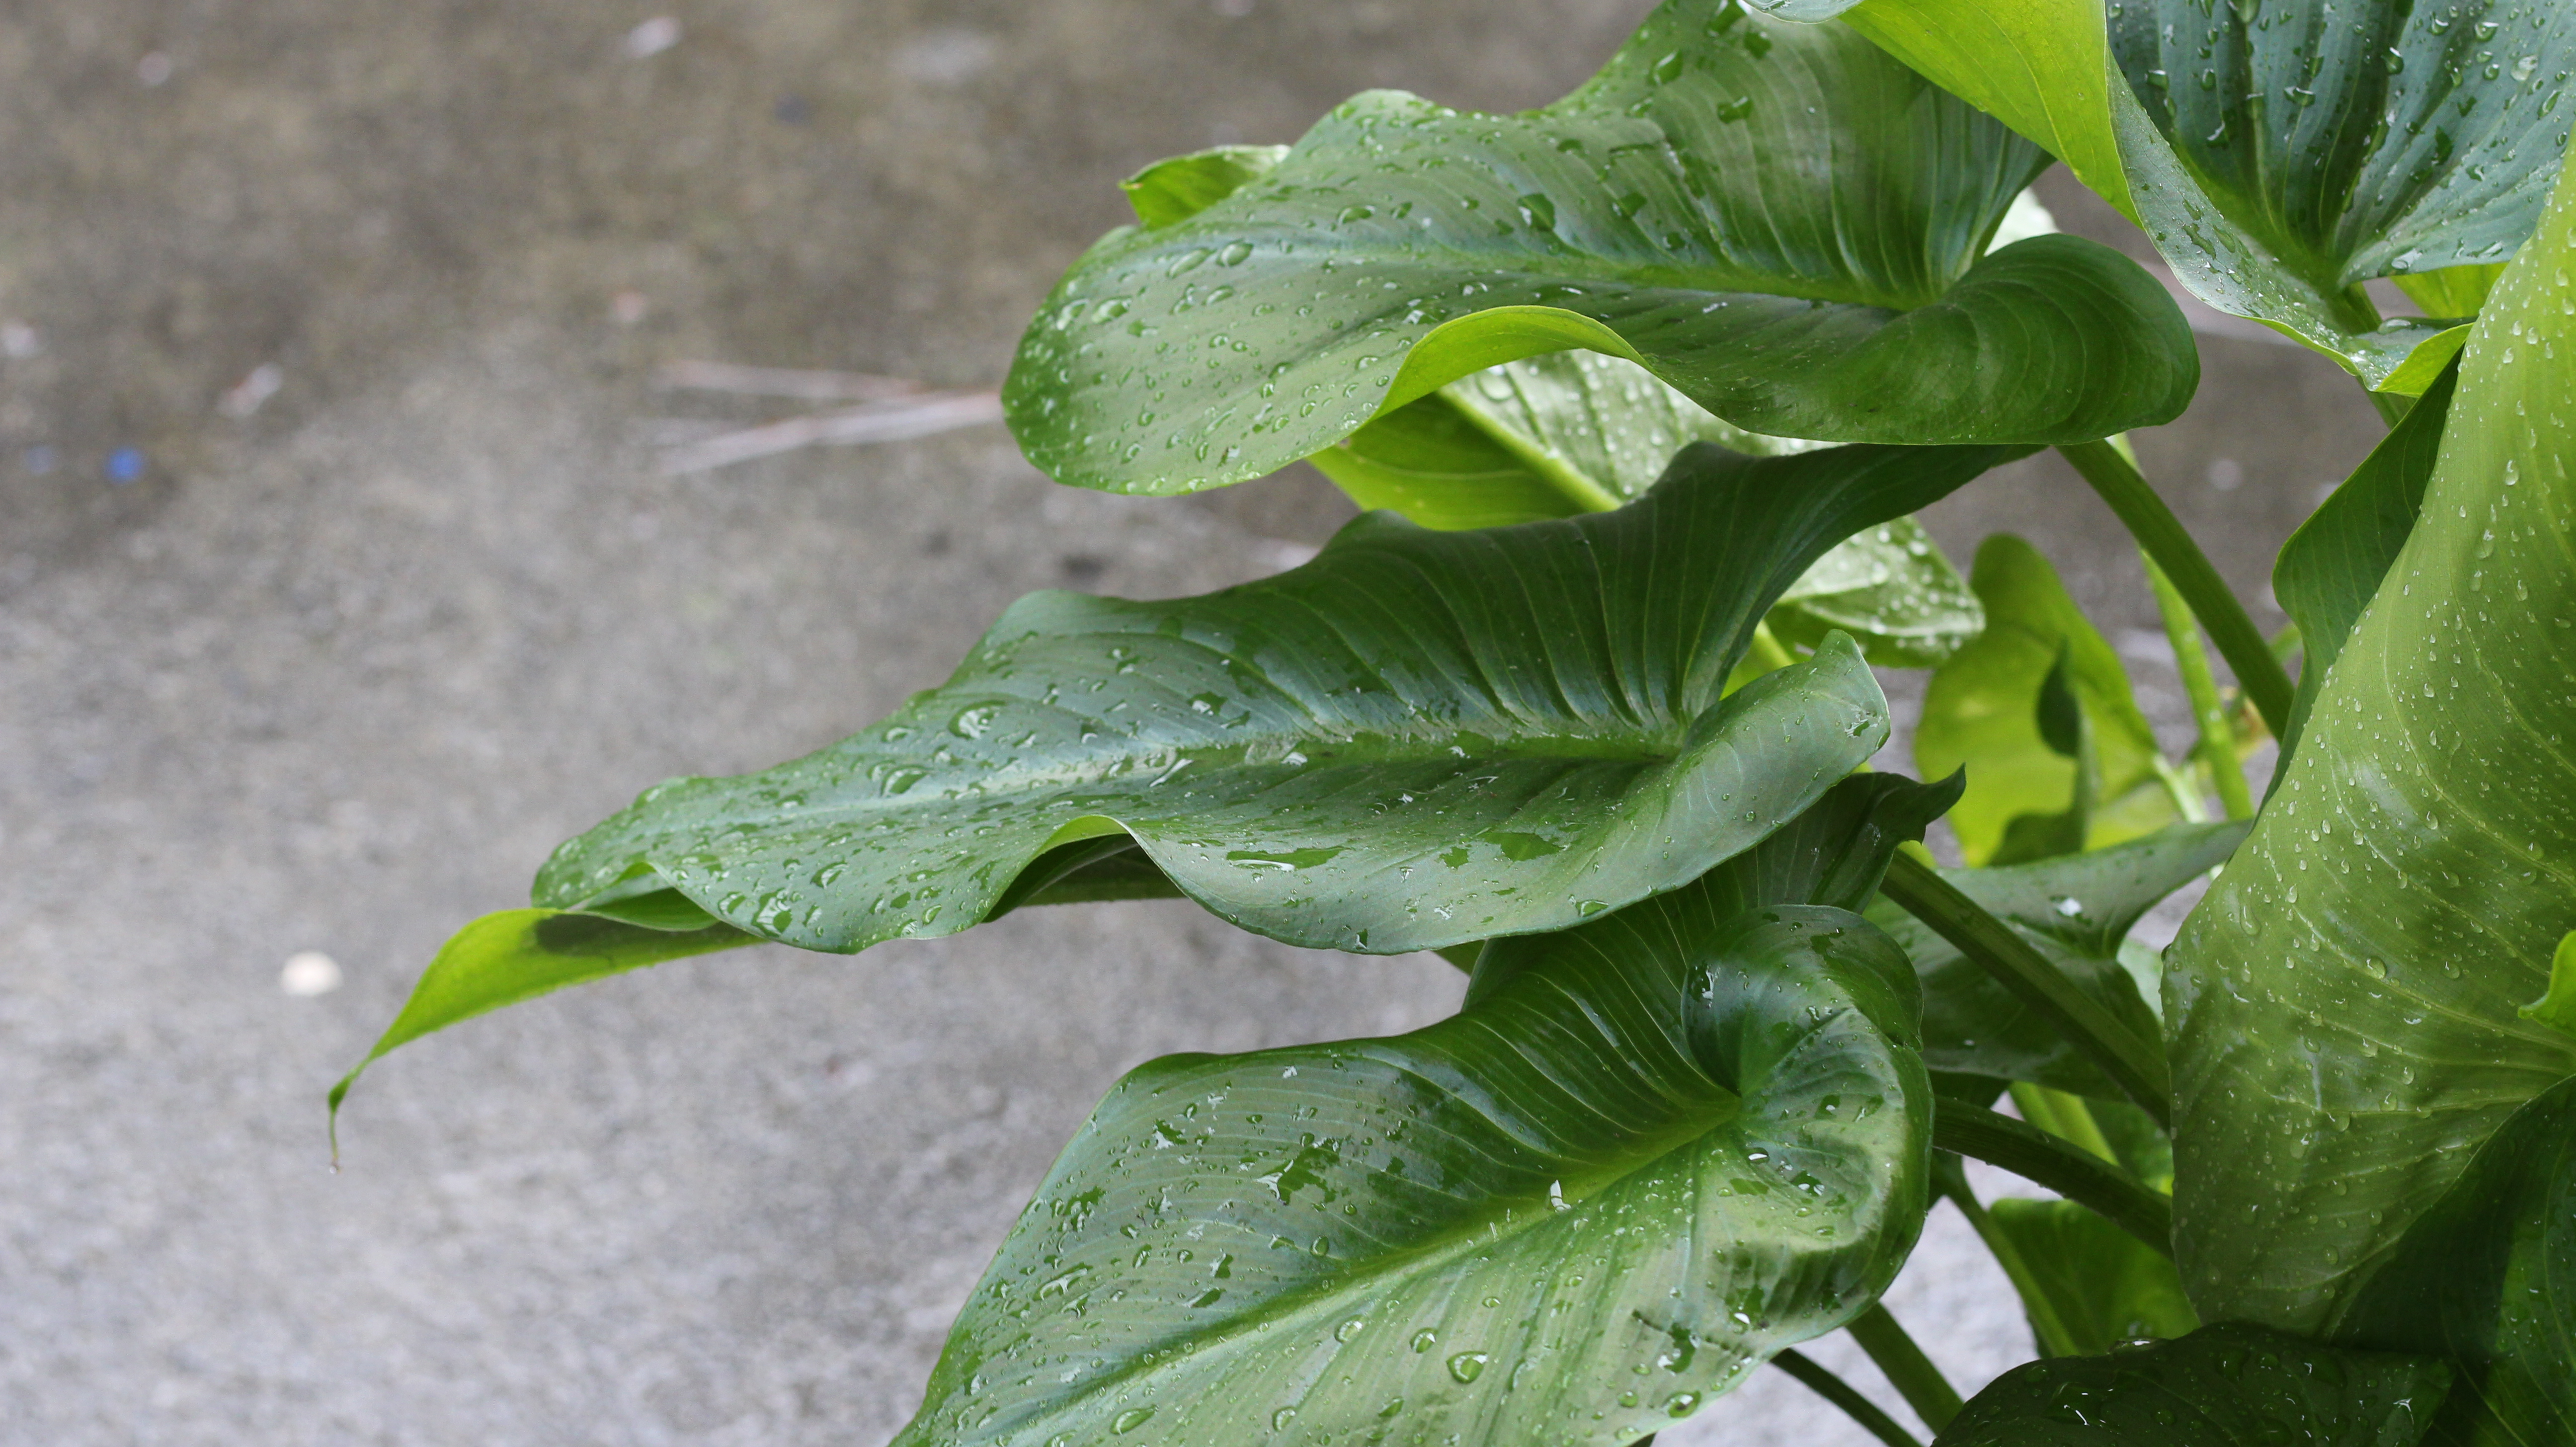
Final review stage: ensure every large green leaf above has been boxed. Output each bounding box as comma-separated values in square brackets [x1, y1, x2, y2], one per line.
[1313, 350, 1984, 665]
[1869, 821, 2245, 1097]
[895, 775, 1943, 1447]
[528, 441, 2010, 961]
[2341, 1077, 2576, 1447]
[1003, 0, 2196, 496]
[1988, 1198, 2198, 1356]
[2167, 145, 2576, 1333]
[2271, 359, 2459, 768]
[1930, 1323, 2451, 1447]
[1914, 534, 2174, 866]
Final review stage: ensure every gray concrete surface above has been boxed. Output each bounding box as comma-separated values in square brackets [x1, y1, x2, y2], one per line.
[0, 3, 2384, 1444]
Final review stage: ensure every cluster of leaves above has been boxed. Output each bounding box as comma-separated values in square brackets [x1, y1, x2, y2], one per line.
[340, 2, 2576, 1445]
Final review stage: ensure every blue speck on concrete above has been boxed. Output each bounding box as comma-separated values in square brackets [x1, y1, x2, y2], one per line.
[106, 447, 147, 483]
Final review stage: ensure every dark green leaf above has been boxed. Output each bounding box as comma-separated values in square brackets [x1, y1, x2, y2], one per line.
[2271, 358, 2459, 769]
[2339, 1077, 2576, 1447]
[531, 441, 2009, 961]
[1871, 822, 2245, 1098]
[327, 909, 752, 1133]
[895, 777, 1941, 1447]
[2168, 148, 2576, 1333]
[1930, 1323, 2451, 1447]
[1004, 0, 2196, 495]
[1987, 1199, 2198, 1357]
[1914, 535, 2175, 866]
[1120, 144, 1291, 229]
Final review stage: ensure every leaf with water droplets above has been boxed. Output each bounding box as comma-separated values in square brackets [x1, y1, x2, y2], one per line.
[1005, 0, 2195, 496]
[896, 775, 1947, 1447]
[1118, 145, 1291, 230]
[1932, 1322, 2449, 1446]
[2169, 140, 2576, 1335]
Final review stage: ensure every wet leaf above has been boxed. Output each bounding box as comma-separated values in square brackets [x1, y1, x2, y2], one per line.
[1913, 535, 2173, 866]
[2167, 144, 2576, 1334]
[520, 440, 2010, 962]
[1119, 144, 1291, 230]
[1868, 821, 2245, 1097]
[896, 776, 1944, 1447]
[1004, 0, 2196, 495]
[1931, 1323, 2450, 1447]
[1987, 1198, 2198, 1357]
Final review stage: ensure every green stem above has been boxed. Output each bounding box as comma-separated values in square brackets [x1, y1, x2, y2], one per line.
[1932, 1154, 2084, 1359]
[2142, 551, 2254, 820]
[2057, 439, 2292, 738]
[1936, 1098, 2175, 1257]
[1847, 1304, 1963, 1431]
[1453, 385, 1625, 514]
[2366, 388, 2413, 427]
[1880, 852, 2173, 1126]
[1770, 1349, 1924, 1447]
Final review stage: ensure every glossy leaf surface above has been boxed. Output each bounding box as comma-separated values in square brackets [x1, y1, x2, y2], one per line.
[1914, 535, 2173, 866]
[2341, 1077, 2576, 1447]
[896, 776, 1942, 1447]
[533, 442, 2010, 957]
[1988, 1198, 2197, 1356]
[1931, 1324, 2451, 1447]
[1005, 0, 2196, 495]
[2168, 150, 2576, 1332]
[1120, 145, 1290, 230]
[1870, 822, 2243, 1098]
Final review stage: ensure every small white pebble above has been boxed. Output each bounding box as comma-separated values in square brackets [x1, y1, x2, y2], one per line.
[1, 322, 42, 359]
[281, 951, 343, 997]
[609, 289, 649, 325]
[625, 17, 682, 59]
[137, 52, 174, 86]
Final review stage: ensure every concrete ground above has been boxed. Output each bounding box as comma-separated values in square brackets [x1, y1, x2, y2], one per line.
[0, 2, 2384, 1444]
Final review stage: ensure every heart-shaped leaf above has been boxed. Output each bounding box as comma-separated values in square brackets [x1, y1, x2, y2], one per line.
[1987, 1198, 2198, 1357]
[2339, 1076, 2576, 1447]
[2167, 145, 2576, 1334]
[1869, 821, 2244, 1097]
[1004, 0, 2196, 496]
[530, 441, 2011, 960]
[1930, 1323, 2451, 1447]
[1914, 534, 2176, 866]
[895, 775, 1943, 1447]
[1314, 350, 1984, 664]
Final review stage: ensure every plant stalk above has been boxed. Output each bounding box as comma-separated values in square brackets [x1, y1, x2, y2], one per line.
[2142, 551, 2255, 819]
[2057, 439, 2292, 738]
[1935, 1098, 2174, 1256]
[1880, 852, 2173, 1126]
[1847, 1304, 1962, 1431]
[1769, 1349, 1924, 1447]
[1932, 1153, 2084, 1359]
[2008, 1082, 2118, 1165]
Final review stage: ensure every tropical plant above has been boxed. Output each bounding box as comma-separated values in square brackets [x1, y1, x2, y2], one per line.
[334, 2, 2576, 1443]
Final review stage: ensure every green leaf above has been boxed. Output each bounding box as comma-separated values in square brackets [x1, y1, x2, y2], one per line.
[2395, 264, 2510, 323]
[326, 909, 752, 1135]
[532, 441, 2012, 960]
[894, 775, 1942, 1447]
[1314, 351, 1984, 665]
[1913, 534, 2174, 866]
[2100, 0, 2576, 391]
[2339, 1077, 2576, 1447]
[1870, 822, 2244, 1099]
[1003, 0, 2197, 496]
[2167, 145, 2576, 1334]
[2270, 358, 2458, 768]
[1120, 144, 1291, 229]
[1929, 1323, 2452, 1447]
[1987, 1198, 2199, 1356]
[2523, 931, 2576, 1039]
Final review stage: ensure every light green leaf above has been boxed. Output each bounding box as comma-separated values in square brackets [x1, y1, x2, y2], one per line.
[530, 441, 2012, 960]
[1930, 1323, 2452, 1447]
[895, 775, 1944, 1447]
[327, 909, 752, 1133]
[1914, 534, 2173, 866]
[1120, 145, 1291, 230]
[2524, 931, 2576, 1039]
[1987, 1198, 2199, 1356]
[2271, 358, 2458, 768]
[1869, 821, 2245, 1099]
[2339, 1076, 2576, 1447]
[2167, 144, 2576, 1334]
[1313, 351, 1984, 665]
[1004, 0, 2197, 495]
[2395, 264, 2511, 323]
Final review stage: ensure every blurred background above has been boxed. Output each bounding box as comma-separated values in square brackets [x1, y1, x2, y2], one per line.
[0, 2, 2384, 1443]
